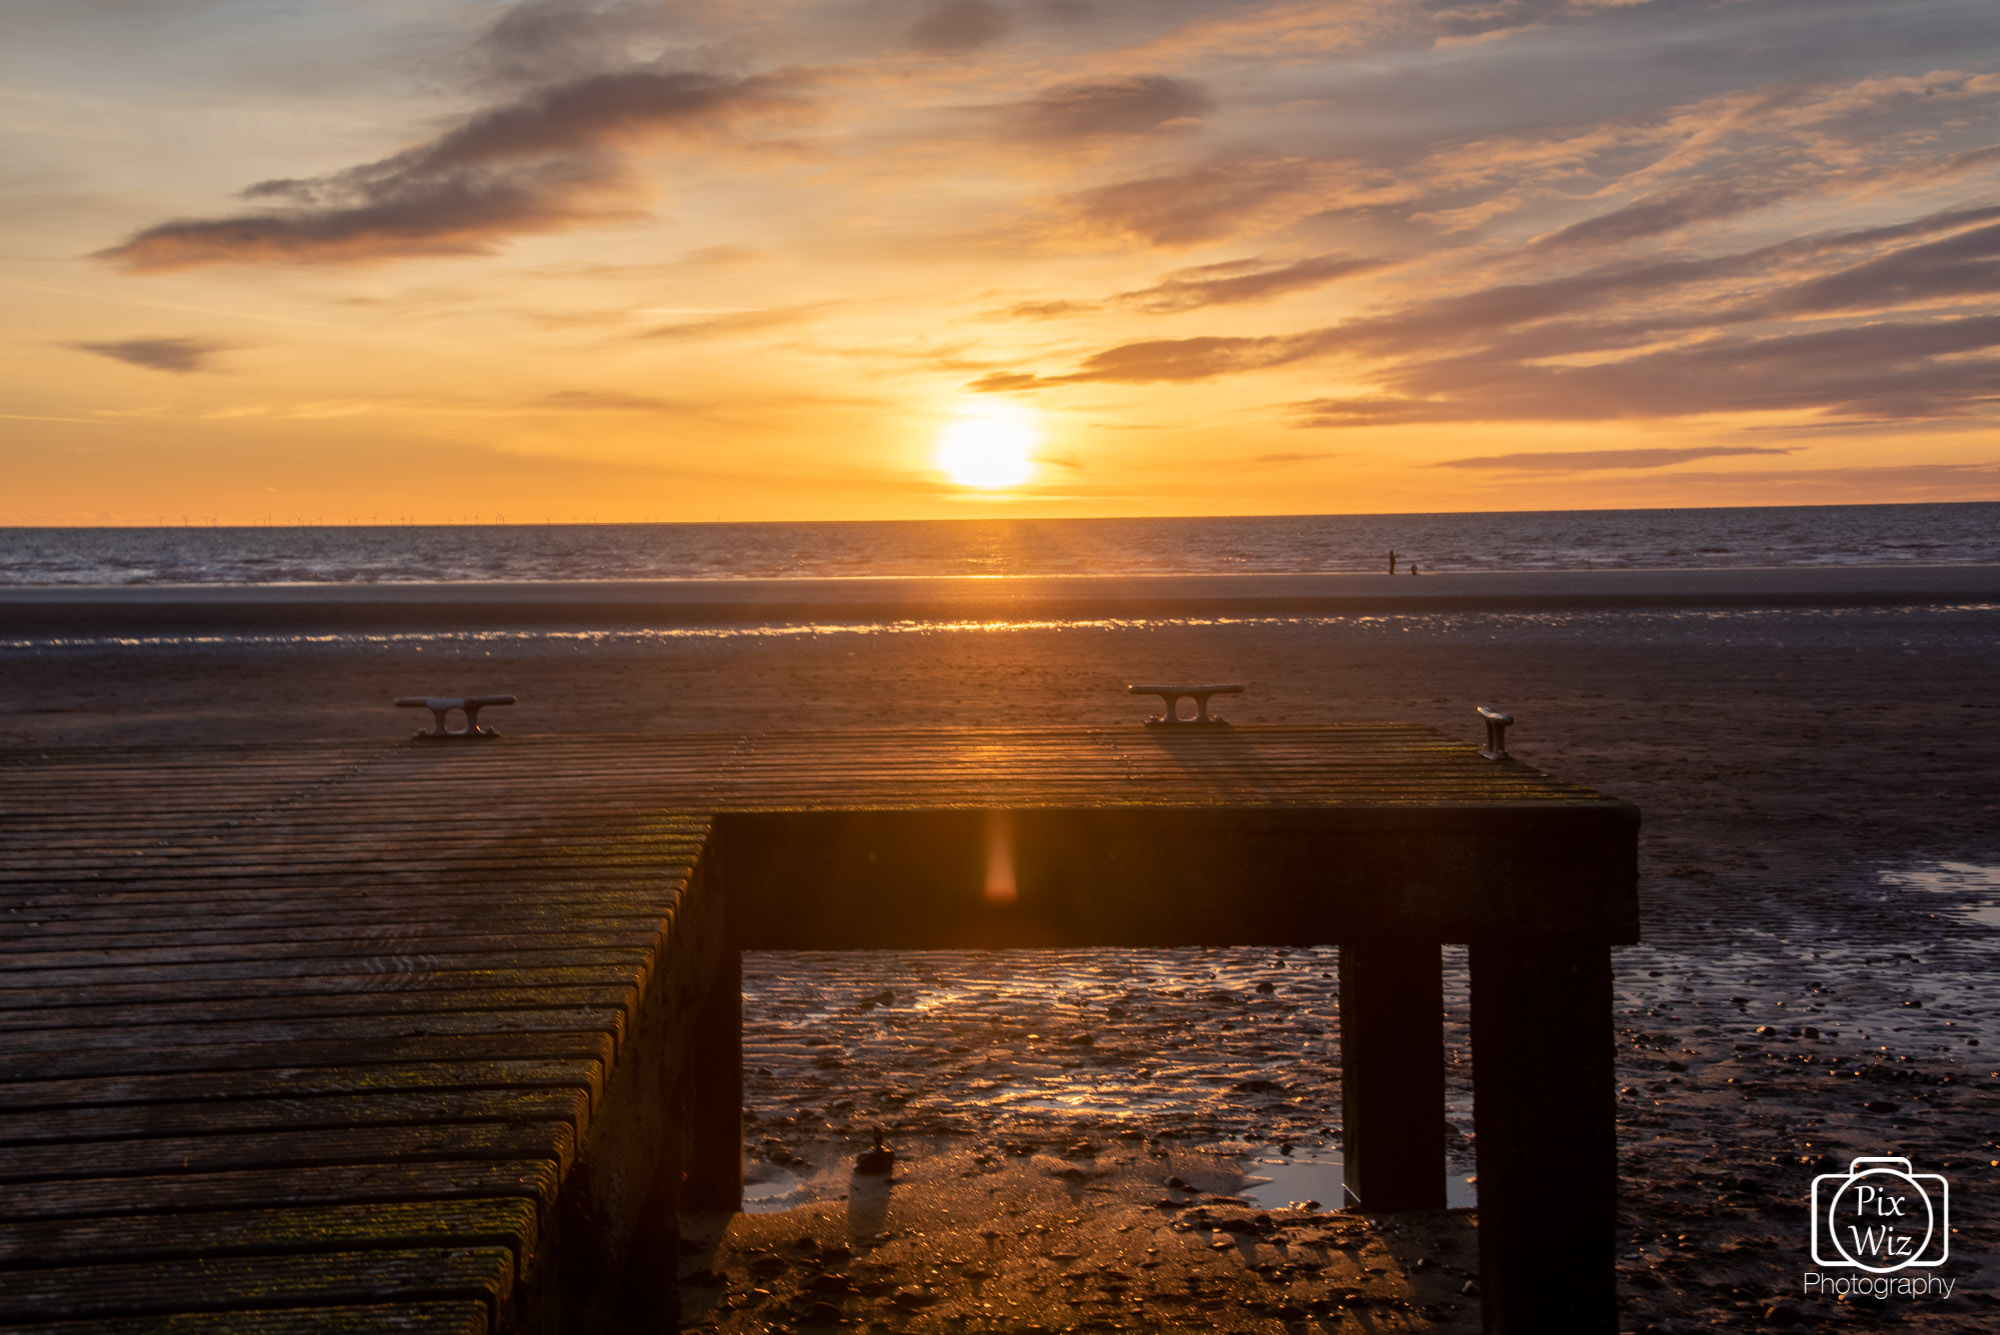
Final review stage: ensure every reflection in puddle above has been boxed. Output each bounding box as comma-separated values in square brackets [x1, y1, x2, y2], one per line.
[745, 946, 1474, 1149]
[1238, 1146, 1477, 1212]
[743, 947, 1484, 1222]
[742, 1163, 806, 1213]
[1881, 860, 2000, 929]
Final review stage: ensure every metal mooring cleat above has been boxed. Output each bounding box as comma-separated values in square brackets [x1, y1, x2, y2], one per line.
[396, 694, 516, 740]
[1129, 683, 1244, 727]
[1476, 705, 1514, 759]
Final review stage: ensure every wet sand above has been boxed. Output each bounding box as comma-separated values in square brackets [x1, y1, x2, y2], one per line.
[2, 564, 1996, 636]
[2, 577, 1997, 1331]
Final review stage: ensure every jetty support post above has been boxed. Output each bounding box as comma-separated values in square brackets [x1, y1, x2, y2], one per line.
[1338, 937, 1446, 1212]
[1468, 941, 1618, 1333]
[682, 945, 743, 1211]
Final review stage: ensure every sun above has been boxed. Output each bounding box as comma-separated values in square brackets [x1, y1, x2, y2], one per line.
[934, 404, 1039, 490]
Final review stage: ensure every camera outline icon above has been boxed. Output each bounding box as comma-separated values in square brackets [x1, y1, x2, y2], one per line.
[1810, 1156, 1949, 1273]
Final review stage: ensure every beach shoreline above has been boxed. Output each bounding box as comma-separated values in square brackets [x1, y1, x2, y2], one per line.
[1, 564, 1997, 636]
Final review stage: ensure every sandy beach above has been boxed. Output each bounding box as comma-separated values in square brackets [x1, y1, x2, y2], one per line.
[3, 568, 1996, 1331]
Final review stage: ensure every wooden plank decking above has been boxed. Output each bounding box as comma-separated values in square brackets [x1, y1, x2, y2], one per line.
[0, 741, 723, 1334]
[0, 726, 1636, 1332]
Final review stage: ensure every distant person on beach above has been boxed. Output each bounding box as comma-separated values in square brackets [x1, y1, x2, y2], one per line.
[1388, 549, 1397, 574]
[1411, 563, 1419, 575]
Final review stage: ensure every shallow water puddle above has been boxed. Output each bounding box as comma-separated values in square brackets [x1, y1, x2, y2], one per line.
[1235, 1145, 1478, 1212]
[742, 1163, 809, 1213]
[1881, 859, 2000, 929]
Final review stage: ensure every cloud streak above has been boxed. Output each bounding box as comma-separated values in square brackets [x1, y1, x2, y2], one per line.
[1009, 76, 1211, 140]
[1058, 155, 1340, 246]
[1000, 252, 1381, 320]
[1433, 445, 1793, 472]
[68, 336, 232, 373]
[98, 67, 817, 270]
[1115, 252, 1383, 312]
[1293, 316, 2000, 425]
[979, 202, 2000, 427]
[1530, 182, 1789, 251]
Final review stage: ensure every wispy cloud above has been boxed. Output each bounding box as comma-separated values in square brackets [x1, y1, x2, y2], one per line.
[1293, 315, 2000, 425]
[1249, 450, 1343, 467]
[997, 252, 1380, 321]
[68, 336, 233, 373]
[1433, 445, 1793, 471]
[1057, 155, 1340, 246]
[1530, 181, 1789, 251]
[539, 389, 693, 412]
[1003, 297, 1099, 320]
[981, 201, 2000, 425]
[908, 0, 1012, 53]
[463, 0, 717, 89]
[1007, 76, 1211, 140]
[968, 338, 1274, 390]
[1115, 252, 1382, 312]
[97, 67, 818, 270]
[1761, 218, 2000, 316]
[971, 325, 1336, 389]
[638, 304, 827, 340]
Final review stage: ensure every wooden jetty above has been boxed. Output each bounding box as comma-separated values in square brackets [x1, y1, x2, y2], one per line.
[0, 724, 1637, 1333]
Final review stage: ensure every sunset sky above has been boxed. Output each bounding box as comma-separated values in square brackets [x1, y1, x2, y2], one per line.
[5, 0, 1999, 523]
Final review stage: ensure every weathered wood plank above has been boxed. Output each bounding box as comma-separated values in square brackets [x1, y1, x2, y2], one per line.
[0, 974, 644, 1015]
[0, 1032, 616, 1085]
[0, 1301, 489, 1335]
[0, 988, 638, 1033]
[0, 955, 656, 994]
[0, 933, 665, 973]
[0, 1160, 563, 1223]
[0, 1119, 576, 1186]
[0, 1059, 605, 1115]
[0, 1011, 631, 1059]
[0, 912, 677, 950]
[0, 1088, 587, 1147]
[0, 1248, 513, 1325]
[0, 1199, 538, 1275]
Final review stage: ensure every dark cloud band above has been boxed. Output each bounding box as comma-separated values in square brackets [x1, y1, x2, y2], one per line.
[97, 67, 815, 271]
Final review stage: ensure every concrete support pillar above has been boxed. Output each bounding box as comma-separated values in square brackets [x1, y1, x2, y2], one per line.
[682, 947, 743, 1212]
[1468, 942, 1618, 1334]
[1338, 939, 1445, 1211]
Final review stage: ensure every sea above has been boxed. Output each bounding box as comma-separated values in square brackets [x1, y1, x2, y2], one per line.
[0, 501, 1993, 585]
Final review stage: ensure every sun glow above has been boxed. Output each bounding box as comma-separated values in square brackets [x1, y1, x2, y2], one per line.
[935, 404, 1039, 490]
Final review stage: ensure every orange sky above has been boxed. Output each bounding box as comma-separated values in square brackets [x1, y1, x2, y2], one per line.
[4, 0, 1999, 523]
